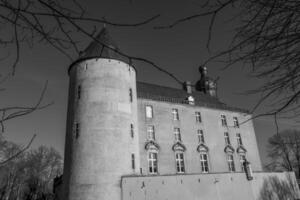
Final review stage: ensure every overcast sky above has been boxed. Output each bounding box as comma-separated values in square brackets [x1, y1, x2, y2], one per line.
[1, 0, 299, 165]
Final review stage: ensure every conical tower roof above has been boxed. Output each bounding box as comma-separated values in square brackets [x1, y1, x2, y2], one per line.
[69, 28, 130, 73]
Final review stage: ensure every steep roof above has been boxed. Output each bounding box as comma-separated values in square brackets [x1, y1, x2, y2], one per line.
[68, 28, 130, 73]
[136, 82, 249, 113]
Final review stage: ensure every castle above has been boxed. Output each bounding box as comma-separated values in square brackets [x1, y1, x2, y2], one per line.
[55, 28, 300, 200]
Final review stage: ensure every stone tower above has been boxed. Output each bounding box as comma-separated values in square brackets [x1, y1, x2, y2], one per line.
[63, 28, 140, 200]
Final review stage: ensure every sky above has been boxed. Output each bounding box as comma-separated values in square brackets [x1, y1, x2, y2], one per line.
[1, 0, 299, 166]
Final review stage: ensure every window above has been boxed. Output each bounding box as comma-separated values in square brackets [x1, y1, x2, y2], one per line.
[239, 154, 246, 172]
[227, 154, 236, 172]
[148, 152, 158, 174]
[131, 154, 135, 169]
[174, 128, 181, 142]
[77, 85, 81, 100]
[236, 133, 243, 146]
[129, 88, 133, 102]
[233, 117, 239, 128]
[224, 132, 231, 145]
[221, 115, 227, 126]
[197, 130, 205, 143]
[75, 123, 80, 139]
[200, 153, 209, 173]
[147, 125, 155, 141]
[130, 124, 134, 138]
[175, 152, 185, 173]
[195, 112, 202, 123]
[146, 106, 153, 118]
[172, 109, 179, 120]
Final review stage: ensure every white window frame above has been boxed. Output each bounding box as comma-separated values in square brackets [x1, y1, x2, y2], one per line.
[197, 129, 205, 143]
[147, 125, 155, 141]
[175, 152, 185, 173]
[172, 108, 179, 121]
[227, 154, 236, 172]
[224, 132, 231, 145]
[148, 152, 158, 174]
[195, 112, 202, 123]
[146, 105, 153, 119]
[200, 152, 209, 173]
[236, 133, 243, 146]
[174, 127, 181, 142]
[221, 115, 227, 126]
[233, 117, 239, 128]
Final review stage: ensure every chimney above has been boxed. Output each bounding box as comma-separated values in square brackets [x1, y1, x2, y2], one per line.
[183, 81, 192, 94]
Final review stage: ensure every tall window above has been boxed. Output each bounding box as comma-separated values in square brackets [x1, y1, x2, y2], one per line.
[174, 128, 181, 142]
[239, 154, 246, 172]
[130, 124, 134, 138]
[129, 88, 133, 102]
[221, 115, 227, 126]
[227, 154, 236, 172]
[147, 125, 155, 141]
[175, 152, 185, 173]
[148, 152, 158, 174]
[236, 133, 243, 146]
[131, 154, 135, 169]
[200, 153, 209, 173]
[172, 109, 179, 120]
[224, 132, 231, 145]
[197, 129, 205, 143]
[75, 123, 80, 139]
[195, 112, 202, 123]
[146, 105, 153, 119]
[233, 117, 239, 128]
[77, 85, 81, 100]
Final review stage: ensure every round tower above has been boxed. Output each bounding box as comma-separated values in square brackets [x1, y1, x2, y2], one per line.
[63, 28, 140, 200]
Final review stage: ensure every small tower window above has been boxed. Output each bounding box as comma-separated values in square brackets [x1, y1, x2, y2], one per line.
[197, 130, 205, 143]
[224, 132, 230, 145]
[221, 115, 227, 126]
[145, 105, 153, 119]
[174, 128, 181, 142]
[77, 85, 81, 100]
[130, 124, 134, 138]
[131, 153, 135, 170]
[236, 133, 243, 146]
[175, 152, 185, 173]
[195, 112, 202, 123]
[75, 123, 80, 139]
[129, 88, 133, 102]
[147, 125, 155, 141]
[172, 109, 179, 120]
[233, 117, 239, 128]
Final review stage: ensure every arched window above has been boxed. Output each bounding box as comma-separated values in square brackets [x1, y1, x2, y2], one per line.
[175, 151, 185, 173]
[227, 154, 235, 172]
[200, 152, 209, 173]
[148, 151, 158, 174]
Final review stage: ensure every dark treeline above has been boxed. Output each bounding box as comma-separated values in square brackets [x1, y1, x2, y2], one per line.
[0, 137, 62, 200]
